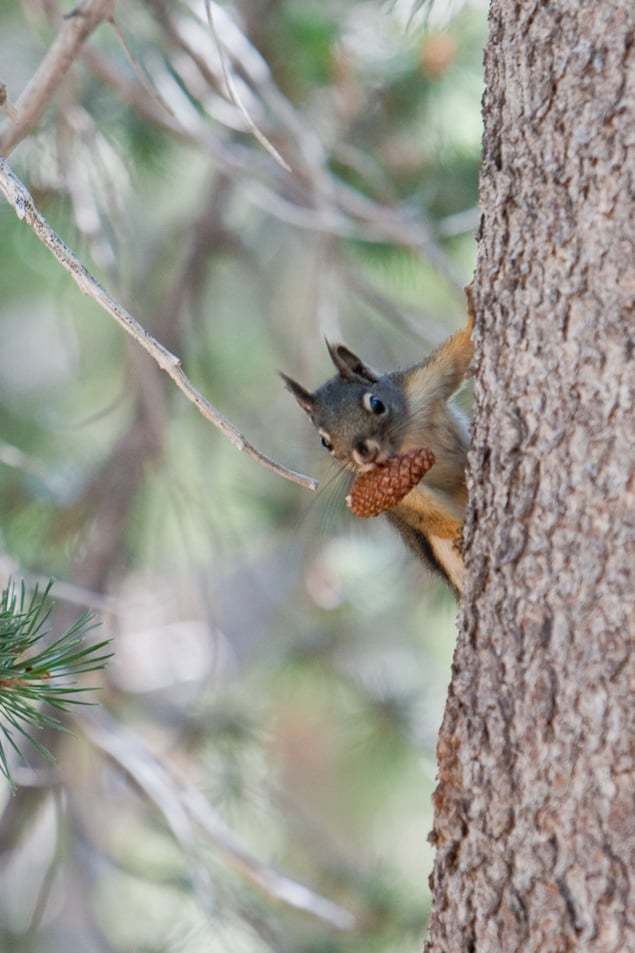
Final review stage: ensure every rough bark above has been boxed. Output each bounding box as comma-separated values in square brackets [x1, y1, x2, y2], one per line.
[425, 2, 634, 952]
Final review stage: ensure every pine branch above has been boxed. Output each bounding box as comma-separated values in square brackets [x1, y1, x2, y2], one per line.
[0, 580, 111, 782]
[0, 159, 319, 494]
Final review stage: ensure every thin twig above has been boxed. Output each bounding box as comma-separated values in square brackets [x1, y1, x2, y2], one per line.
[204, 0, 291, 172]
[84, 713, 357, 931]
[109, 16, 176, 120]
[81, 715, 216, 917]
[436, 206, 480, 238]
[0, 83, 18, 122]
[0, 554, 126, 614]
[82, 46, 465, 297]
[181, 0, 461, 292]
[183, 784, 356, 930]
[0, 159, 318, 492]
[0, 0, 115, 155]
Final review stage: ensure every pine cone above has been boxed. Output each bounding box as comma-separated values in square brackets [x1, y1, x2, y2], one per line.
[346, 447, 435, 518]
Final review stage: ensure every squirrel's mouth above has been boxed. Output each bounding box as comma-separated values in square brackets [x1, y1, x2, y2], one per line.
[351, 443, 389, 472]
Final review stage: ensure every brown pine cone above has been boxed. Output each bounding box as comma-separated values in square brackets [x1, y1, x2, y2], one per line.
[346, 447, 435, 518]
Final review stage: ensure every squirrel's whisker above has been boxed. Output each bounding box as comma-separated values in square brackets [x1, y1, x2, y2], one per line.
[281, 298, 474, 596]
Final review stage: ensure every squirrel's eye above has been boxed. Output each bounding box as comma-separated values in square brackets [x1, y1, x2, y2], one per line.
[321, 435, 333, 451]
[363, 393, 386, 416]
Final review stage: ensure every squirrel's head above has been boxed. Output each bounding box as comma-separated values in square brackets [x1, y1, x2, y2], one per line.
[280, 342, 408, 472]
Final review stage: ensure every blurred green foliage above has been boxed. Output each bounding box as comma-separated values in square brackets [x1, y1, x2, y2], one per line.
[0, 0, 485, 951]
[271, 7, 340, 91]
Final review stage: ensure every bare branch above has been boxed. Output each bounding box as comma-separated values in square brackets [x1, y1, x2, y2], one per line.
[82, 46, 255, 175]
[204, 0, 292, 172]
[0, 83, 18, 122]
[0, 0, 115, 156]
[0, 554, 125, 614]
[183, 784, 357, 931]
[109, 16, 177, 121]
[0, 159, 318, 492]
[83, 715, 215, 917]
[83, 45, 465, 299]
[85, 713, 357, 931]
[437, 206, 480, 238]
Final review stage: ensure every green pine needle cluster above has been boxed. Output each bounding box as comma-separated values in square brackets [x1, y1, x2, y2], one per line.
[0, 580, 111, 781]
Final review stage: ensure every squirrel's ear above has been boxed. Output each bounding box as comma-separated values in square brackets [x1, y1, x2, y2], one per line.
[279, 372, 316, 415]
[325, 340, 379, 383]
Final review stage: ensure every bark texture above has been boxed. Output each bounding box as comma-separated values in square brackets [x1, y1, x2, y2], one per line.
[425, 2, 634, 952]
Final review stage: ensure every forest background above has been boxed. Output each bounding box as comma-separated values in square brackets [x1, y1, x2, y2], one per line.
[0, 1, 486, 951]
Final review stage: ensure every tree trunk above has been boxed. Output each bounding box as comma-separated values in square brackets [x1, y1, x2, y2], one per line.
[425, 3, 634, 952]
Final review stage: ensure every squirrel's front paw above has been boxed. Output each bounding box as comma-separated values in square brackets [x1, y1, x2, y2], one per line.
[346, 448, 435, 518]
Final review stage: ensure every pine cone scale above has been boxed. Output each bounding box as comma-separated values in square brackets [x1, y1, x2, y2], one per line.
[346, 448, 435, 518]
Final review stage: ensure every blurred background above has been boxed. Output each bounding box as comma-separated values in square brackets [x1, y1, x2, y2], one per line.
[0, 1, 486, 950]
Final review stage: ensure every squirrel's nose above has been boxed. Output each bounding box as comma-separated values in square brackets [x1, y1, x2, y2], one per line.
[354, 439, 378, 462]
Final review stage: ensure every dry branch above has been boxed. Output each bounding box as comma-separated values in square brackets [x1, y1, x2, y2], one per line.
[85, 713, 357, 931]
[204, 0, 292, 172]
[0, 159, 317, 492]
[0, 0, 115, 155]
[83, 40, 464, 298]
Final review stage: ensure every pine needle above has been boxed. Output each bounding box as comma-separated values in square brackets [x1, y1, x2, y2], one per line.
[0, 580, 111, 782]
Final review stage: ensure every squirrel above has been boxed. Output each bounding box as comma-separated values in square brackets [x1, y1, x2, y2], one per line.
[281, 292, 475, 595]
